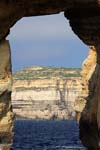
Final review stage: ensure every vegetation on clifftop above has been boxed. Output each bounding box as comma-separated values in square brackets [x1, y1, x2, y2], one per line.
[13, 66, 81, 80]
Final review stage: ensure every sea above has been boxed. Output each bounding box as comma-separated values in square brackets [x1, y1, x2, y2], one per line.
[12, 120, 86, 150]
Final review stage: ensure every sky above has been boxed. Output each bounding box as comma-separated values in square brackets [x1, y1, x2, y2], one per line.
[7, 13, 89, 72]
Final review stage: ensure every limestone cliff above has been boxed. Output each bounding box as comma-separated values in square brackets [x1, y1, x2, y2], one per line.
[0, 40, 14, 150]
[76, 46, 100, 149]
[74, 47, 97, 121]
[12, 66, 82, 120]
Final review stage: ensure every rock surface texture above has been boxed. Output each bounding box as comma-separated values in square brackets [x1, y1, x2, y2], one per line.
[12, 67, 82, 120]
[75, 47, 99, 149]
[0, 0, 100, 149]
[0, 40, 14, 150]
[79, 47, 100, 149]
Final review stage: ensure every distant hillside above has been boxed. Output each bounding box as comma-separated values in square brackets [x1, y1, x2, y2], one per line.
[13, 66, 81, 80]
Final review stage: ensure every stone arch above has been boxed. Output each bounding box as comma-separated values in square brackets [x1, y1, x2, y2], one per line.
[0, 1, 100, 149]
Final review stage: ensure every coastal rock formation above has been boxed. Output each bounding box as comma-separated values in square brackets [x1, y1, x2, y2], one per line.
[79, 47, 100, 149]
[1, 0, 100, 149]
[0, 40, 14, 150]
[74, 47, 97, 122]
[75, 46, 100, 149]
[12, 67, 82, 120]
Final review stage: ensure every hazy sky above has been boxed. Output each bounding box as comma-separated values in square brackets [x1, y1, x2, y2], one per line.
[7, 13, 88, 72]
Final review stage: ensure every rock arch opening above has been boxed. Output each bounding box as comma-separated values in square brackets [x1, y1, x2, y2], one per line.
[0, 1, 100, 149]
[0, 12, 89, 150]
[6, 13, 89, 149]
[6, 13, 88, 121]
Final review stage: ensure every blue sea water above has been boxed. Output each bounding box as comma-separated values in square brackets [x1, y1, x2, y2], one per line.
[12, 120, 85, 150]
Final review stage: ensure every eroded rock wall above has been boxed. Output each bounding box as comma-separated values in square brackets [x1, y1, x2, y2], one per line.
[64, 7, 100, 149]
[0, 1, 99, 41]
[0, 40, 14, 150]
[74, 47, 96, 120]
[74, 46, 100, 149]
[12, 77, 82, 120]
[79, 47, 100, 149]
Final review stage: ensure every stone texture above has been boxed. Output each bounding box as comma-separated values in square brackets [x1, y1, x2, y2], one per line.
[0, 40, 14, 149]
[12, 73, 82, 120]
[0, 0, 99, 40]
[77, 47, 100, 149]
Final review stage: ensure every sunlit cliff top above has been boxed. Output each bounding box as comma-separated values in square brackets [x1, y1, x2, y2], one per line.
[13, 66, 81, 80]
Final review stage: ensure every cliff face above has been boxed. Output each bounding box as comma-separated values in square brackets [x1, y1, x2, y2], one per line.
[0, 40, 14, 150]
[12, 67, 82, 120]
[74, 47, 97, 120]
[77, 47, 100, 149]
